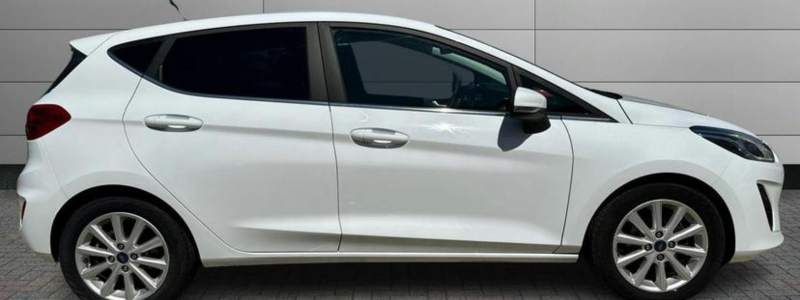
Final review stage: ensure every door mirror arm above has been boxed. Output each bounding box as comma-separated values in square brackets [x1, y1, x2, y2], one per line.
[511, 87, 551, 134]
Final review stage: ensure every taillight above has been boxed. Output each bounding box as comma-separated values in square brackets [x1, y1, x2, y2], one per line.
[25, 104, 71, 140]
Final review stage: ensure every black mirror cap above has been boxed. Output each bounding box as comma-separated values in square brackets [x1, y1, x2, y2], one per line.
[512, 110, 551, 134]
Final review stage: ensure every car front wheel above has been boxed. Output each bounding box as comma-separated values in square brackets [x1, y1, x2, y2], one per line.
[589, 183, 726, 300]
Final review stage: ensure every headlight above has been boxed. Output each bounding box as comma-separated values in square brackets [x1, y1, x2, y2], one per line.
[691, 126, 774, 162]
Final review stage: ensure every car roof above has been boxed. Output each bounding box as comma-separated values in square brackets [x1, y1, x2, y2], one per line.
[112, 12, 442, 42]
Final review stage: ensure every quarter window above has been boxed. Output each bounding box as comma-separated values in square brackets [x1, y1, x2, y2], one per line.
[156, 27, 310, 101]
[111, 40, 162, 74]
[332, 28, 512, 112]
[519, 74, 591, 115]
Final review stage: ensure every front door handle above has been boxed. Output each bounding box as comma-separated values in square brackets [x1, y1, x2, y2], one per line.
[144, 115, 203, 132]
[351, 128, 409, 149]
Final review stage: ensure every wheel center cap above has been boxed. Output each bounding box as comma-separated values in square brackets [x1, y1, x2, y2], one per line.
[116, 252, 129, 264]
[654, 240, 667, 252]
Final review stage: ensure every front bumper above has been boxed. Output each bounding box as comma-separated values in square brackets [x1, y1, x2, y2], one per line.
[18, 141, 65, 262]
[713, 156, 784, 262]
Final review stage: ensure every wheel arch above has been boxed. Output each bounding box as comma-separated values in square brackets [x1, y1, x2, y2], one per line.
[581, 173, 736, 264]
[50, 184, 199, 262]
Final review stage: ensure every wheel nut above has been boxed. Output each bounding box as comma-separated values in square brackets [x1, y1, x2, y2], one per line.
[83, 258, 89, 264]
[644, 244, 653, 251]
[130, 254, 138, 260]
[121, 265, 129, 272]
[108, 256, 115, 263]
[655, 231, 664, 238]
[668, 241, 676, 248]
[117, 243, 125, 250]
[657, 254, 665, 261]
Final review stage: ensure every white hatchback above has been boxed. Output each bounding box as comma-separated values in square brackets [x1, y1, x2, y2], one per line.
[18, 12, 783, 300]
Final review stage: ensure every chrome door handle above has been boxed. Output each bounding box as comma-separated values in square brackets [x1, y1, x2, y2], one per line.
[144, 115, 203, 132]
[351, 128, 409, 149]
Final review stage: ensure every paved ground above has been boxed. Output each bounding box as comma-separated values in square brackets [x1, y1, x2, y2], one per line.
[1, 190, 798, 300]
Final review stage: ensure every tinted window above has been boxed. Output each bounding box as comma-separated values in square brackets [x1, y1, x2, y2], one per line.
[333, 28, 511, 112]
[112, 41, 162, 74]
[157, 27, 309, 101]
[520, 74, 590, 115]
[46, 49, 86, 94]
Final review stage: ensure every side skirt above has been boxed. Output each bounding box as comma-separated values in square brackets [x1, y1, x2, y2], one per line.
[202, 252, 579, 267]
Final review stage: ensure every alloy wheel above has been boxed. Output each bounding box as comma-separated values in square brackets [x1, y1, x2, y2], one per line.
[612, 199, 709, 292]
[74, 212, 169, 300]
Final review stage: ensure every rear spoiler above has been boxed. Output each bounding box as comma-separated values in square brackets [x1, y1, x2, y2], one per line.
[69, 32, 118, 55]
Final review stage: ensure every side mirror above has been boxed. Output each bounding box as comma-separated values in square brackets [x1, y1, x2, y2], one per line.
[511, 87, 551, 134]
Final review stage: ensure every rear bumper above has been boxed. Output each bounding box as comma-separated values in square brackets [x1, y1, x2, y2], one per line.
[713, 156, 784, 262]
[17, 141, 64, 262]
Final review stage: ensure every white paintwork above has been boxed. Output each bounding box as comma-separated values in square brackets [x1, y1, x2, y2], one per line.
[17, 12, 782, 275]
[331, 107, 572, 253]
[124, 80, 341, 252]
[513, 87, 548, 112]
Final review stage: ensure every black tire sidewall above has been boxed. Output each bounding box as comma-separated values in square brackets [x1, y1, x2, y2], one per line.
[590, 183, 726, 300]
[59, 197, 196, 300]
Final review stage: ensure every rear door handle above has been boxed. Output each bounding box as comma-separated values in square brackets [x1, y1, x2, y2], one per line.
[144, 115, 203, 132]
[351, 128, 409, 149]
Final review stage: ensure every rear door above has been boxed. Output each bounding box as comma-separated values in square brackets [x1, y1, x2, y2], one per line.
[321, 24, 574, 253]
[122, 23, 342, 252]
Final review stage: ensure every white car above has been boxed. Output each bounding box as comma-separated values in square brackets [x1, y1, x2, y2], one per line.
[18, 12, 783, 300]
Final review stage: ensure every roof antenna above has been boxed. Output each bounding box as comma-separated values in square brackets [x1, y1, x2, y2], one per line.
[168, 0, 188, 21]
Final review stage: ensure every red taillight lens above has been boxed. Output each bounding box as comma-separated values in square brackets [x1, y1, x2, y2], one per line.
[25, 104, 71, 140]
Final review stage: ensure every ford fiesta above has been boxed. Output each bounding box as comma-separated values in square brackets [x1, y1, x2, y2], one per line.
[18, 12, 783, 300]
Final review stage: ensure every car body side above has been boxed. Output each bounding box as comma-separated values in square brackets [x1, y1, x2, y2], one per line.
[18, 12, 783, 266]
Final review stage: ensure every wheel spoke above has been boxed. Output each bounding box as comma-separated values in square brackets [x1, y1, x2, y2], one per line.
[664, 206, 686, 238]
[133, 237, 163, 254]
[126, 219, 146, 249]
[652, 202, 663, 232]
[123, 272, 136, 300]
[100, 265, 121, 297]
[617, 249, 649, 267]
[666, 252, 693, 280]
[111, 214, 125, 244]
[80, 261, 112, 279]
[77, 244, 114, 257]
[673, 245, 707, 258]
[655, 261, 668, 291]
[668, 224, 704, 243]
[135, 257, 168, 270]
[615, 233, 651, 246]
[628, 212, 656, 240]
[632, 253, 656, 285]
[89, 224, 117, 251]
[130, 263, 157, 291]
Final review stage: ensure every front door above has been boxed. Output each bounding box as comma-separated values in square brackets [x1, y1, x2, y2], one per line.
[323, 25, 574, 253]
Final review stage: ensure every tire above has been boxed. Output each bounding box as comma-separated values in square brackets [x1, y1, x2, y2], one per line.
[59, 197, 197, 300]
[588, 183, 726, 300]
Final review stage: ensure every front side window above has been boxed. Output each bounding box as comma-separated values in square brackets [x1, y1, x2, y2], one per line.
[156, 27, 310, 101]
[333, 28, 511, 112]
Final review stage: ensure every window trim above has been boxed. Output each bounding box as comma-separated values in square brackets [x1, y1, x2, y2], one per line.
[514, 67, 615, 121]
[109, 22, 328, 104]
[319, 22, 518, 115]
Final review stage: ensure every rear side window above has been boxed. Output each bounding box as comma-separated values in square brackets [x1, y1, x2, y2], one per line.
[45, 48, 86, 94]
[155, 27, 310, 101]
[111, 41, 162, 74]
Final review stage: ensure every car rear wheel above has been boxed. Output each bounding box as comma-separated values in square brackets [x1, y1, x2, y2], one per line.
[589, 183, 726, 300]
[59, 197, 196, 300]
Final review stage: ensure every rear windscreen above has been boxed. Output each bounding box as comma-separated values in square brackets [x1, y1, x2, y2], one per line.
[45, 48, 86, 94]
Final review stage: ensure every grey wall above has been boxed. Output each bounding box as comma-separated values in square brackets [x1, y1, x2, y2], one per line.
[1, 0, 798, 164]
